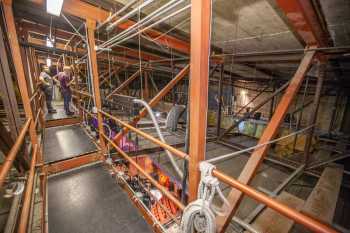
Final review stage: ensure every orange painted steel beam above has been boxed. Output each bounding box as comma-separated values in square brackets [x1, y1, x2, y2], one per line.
[102, 133, 185, 210]
[188, 0, 211, 201]
[17, 143, 38, 233]
[101, 110, 188, 160]
[0, 118, 31, 188]
[216, 49, 317, 232]
[30, 0, 190, 54]
[212, 169, 338, 233]
[2, 0, 42, 161]
[86, 19, 107, 155]
[45, 117, 81, 128]
[106, 69, 141, 99]
[101, 106, 337, 233]
[42, 152, 101, 175]
[112, 64, 190, 143]
[275, 0, 330, 47]
[99, 65, 129, 87]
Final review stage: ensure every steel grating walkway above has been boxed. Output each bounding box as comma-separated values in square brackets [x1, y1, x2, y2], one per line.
[43, 124, 97, 163]
[44, 124, 153, 233]
[47, 164, 153, 233]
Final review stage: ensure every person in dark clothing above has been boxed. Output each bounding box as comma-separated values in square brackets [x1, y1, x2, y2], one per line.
[39, 66, 57, 113]
[57, 66, 75, 115]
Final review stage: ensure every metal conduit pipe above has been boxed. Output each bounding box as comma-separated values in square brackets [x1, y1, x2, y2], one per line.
[133, 99, 183, 179]
[106, 0, 156, 32]
[100, 0, 184, 49]
[97, 0, 139, 31]
[17, 143, 38, 233]
[0, 118, 31, 188]
[106, 4, 191, 49]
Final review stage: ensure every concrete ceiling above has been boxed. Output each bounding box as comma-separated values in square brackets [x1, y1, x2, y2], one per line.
[109, 0, 303, 54]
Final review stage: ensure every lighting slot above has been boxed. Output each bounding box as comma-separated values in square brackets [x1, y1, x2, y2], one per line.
[46, 0, 64, 16]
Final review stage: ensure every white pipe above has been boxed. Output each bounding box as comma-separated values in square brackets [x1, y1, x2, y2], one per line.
[100, 0, 184, 49]
[97, 0, 139, 30]
[106, 0, 156, 32]
[106, 4, 191, 49]
[133, 99, 183, 179]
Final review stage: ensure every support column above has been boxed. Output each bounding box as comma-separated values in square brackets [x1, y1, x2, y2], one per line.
[304, 60, 325, 166]
[144, 70, 149, 100]
[216, 64, 224, 136]
[188, 0, 211, 201]
[0, 23, 22, 140]
[2, 0, 40, 151]
[86, 19, 107, 155]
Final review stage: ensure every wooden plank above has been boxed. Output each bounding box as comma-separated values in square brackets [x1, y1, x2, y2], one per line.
[302, 166, 343, 224]
[245, 192, 304, 233]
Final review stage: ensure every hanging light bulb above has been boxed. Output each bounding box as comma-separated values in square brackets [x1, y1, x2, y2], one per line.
[46, 0, 64, 16]
[46, 57, 52, 67]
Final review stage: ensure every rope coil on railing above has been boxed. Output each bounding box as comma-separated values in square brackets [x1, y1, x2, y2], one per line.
[180, 162, 229, 233]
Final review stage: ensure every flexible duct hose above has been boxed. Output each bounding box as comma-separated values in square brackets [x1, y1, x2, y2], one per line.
[133, 99, 183, 179]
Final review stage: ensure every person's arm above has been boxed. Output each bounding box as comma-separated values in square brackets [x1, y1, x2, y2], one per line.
[67, 75, 76, 87]
[52, 74, 60, 86]
[39, 74, 50, 86]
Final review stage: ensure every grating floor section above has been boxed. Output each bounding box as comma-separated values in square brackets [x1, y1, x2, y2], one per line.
[48, 164, 153, 233]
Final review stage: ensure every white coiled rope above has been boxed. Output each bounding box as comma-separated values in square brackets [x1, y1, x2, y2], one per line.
[180, 162, 230, 233]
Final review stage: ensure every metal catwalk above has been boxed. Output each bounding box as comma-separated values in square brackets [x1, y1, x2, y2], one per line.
[43, 124, 97, 163]
[47, 164, 153, 233]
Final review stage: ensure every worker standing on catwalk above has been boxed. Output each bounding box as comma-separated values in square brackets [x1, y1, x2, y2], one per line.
[39, 66, 57, 114]
[57, 66, 75, 116]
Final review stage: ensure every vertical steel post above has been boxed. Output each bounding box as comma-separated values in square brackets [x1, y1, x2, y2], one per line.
[86, 19, 107, 155]
[144, 70, 149, 100]
[188, 0, 211, 201]
[0, 23, 22, 139]
[216, 63, 224, 136]
[304, 60, 325, 166]
[2, 0, 41, 159]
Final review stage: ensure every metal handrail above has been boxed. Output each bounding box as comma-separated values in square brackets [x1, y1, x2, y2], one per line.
[100, 110, 338, 233]
[100, 110, 188, 160]
[101, 133, 185, 210]
[0, 118, 31, 188]
[17, 143, 38, 233]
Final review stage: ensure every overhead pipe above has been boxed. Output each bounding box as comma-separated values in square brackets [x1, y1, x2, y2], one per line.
[106, 4, 191, 49]
[106, 0, 156, 32]
[97, 0, 139, 31]
[99, 0, 185, 49]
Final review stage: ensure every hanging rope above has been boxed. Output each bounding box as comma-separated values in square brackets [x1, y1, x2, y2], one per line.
[180, 162, 229, 233]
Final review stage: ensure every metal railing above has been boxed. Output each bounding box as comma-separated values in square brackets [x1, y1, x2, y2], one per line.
[99, 109, 338, 233]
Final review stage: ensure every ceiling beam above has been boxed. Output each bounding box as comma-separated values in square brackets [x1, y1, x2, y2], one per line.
[29, 0, 190, 54]
[274, 0, 331, 47]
